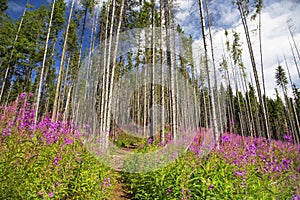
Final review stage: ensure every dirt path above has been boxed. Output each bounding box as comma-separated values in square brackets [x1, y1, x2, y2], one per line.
[111, 175, 132, 200]
[111, 147, 135, 172]
[111, 148, 134, 199]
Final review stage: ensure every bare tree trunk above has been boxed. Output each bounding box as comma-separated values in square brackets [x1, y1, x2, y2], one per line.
[283, 54, 300, 144]
[198, 54, 208, 130]
[249, 75, 262, 137]
[84, 9, 98, 126]
[77, 1, 92, 82]
[258, 7, 271, 138]
[198, 0, 219, 148]
[149, 0, 156, 142]
[165, 0, 178, 141]
[105, 0, 125, 148]
[205, 0, 223, 136]
[288, 37, 300, 79]
[35, 0, 56, 123]
[160, 0, 165, 143]
[222, 35, 236, 134]
[231, 59, 245, 138]
[143, 57, 148, 137]
[237, 2, 270, 140]
[287, 18, 300, 62]
[63, 84, 72, 122]
[43, 37, 58, 116]
[220, 55, 234, 134]
[102, 0, 116, 133]
[238, 69, 254, 137]
[99, 0, 111, 133]
[52, 0, 75, 121]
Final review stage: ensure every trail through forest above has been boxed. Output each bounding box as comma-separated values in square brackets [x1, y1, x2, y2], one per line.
[111, 175, 131, 200]
[111, 147, 134, 199]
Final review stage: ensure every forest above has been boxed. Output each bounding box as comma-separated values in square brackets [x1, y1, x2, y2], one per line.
[0, 0, 300, 199]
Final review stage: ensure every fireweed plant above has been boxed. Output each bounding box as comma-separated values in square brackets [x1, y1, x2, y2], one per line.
[0, 93, 115, 199]
[122, 131, 300, 199]
[1, 93, 300, 199]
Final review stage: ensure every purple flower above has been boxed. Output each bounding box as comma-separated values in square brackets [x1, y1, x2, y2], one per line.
[2, 127, 11, 136]
[53, 157, 59, 166]
[189, 145, 195, 152]
[234, 169, 246, 177]
[298, 167, 300, 173]
[148, 137, 153, 144]
[281, 159, 290, 170]
[209, 184, 214, 190]
[7, 121, 14, 126]
[246, 144, 257, 157]
[54, 182, 60, 187]
[102, 177, 111, 187]
[196, 149, 201, 155]
[49, 192, 54, 197]
[283, 134, 293, 143]
[222, 135, 230, 143]
[291, 194, 300, 200]
[64, 138, 74, 145]
[235, 171, 243, 176]
[19, 93, 27, 100]
[166, 188, 172, 195]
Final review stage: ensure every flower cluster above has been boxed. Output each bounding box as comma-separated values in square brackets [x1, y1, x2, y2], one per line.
[0, 93, 114, 199]
[100, 177, 111, 187]
[0, 93, 82, 147]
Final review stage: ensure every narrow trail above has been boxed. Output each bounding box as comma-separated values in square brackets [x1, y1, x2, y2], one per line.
[111, 147, 135, 172]
[110, 147, 136, 200]
[111, 175, 132, 200]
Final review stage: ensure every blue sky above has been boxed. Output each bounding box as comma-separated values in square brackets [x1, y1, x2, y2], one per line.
[7, 0, 51, 17]
[7, 0, 300, 98]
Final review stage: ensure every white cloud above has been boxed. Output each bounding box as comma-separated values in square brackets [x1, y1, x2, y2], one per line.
[175, 0, 194, 10]
[175, 0, 195, 24]
[207, 0, 240, 28]
[181, 0, 300, 98]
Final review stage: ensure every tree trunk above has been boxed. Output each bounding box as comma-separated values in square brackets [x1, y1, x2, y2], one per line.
[237, 2, 270, 140]
[105, 0, 125, 148]
[149, 0, 155, 142]
[284, 54, 300, 144]
[288, 37, 300, 79]
[102, 0, 116, 134]
[165, 0, 178, 141]
[205, 0, 223, 136]
[52, 0, 75, 121]
[258, 7, 271, 137]
[35, 0, 56, 123]
[287, 18, 300, 62]
[99, 0, 111, 134]
[198, 0, 219, 148]
[160, 0, 165, 142]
